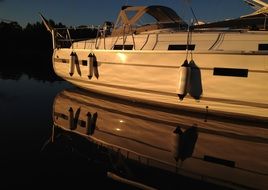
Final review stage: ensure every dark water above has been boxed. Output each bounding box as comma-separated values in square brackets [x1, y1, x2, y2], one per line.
[0, 59, 267, 189]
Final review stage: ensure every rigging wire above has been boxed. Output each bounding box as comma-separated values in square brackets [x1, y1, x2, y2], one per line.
[189, 6, 199, 25]
[184, 0, 199, 25]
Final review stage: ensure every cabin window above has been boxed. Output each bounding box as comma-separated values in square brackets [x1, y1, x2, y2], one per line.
[213, 68, 248, 77]
[258, 44, 268, 51]
[82, 60, 87, 66]
[113, 45, 133, 50]
[168, 44, 195, 51]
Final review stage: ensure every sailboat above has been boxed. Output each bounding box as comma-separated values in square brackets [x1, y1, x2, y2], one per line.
[41, 0, 268, 121]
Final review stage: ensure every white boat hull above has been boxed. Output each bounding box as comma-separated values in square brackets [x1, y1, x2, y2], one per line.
[53, 48, 268, 120]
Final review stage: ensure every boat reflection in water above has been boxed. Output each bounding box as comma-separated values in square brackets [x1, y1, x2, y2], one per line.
[52, 88, 268, 190]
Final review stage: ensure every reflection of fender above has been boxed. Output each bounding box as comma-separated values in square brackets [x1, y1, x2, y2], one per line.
[173, 125, 198, 162]
[86, 112, 98, 135]
[68, 107, 74, 129]
[68, 107, 81, 130]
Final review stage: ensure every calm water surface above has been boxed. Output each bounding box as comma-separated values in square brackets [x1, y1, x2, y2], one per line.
[0, 74, 136, 188]
[0, 68, 267, 189]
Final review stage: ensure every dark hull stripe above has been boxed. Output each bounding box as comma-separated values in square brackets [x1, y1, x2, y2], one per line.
[54, 58, 69, 63]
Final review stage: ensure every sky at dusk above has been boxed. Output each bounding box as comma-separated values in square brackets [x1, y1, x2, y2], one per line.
[0, 0, 266, 27]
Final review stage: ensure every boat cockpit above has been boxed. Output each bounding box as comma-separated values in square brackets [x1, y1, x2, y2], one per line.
[110, 5, 188, 36]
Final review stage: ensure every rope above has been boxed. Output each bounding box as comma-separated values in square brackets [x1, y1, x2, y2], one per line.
[185, 24, 193, 61]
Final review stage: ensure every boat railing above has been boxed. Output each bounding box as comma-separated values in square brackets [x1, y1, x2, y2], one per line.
[121, 24, 136, 50]
[95, 25, 111, 49]
[52, 23, 115, 50]
[52, 25, 100, 49]
[51, 22, 190, 50]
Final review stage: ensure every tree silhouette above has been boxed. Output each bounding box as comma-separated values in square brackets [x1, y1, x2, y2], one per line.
[0, 20, 59, 81]
[0, 20, 97, 82]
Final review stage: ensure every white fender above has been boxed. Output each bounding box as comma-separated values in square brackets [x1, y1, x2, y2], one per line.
[177, 60, 191, 100]
[69, 52, 76, 76]
[88, 53, 94, 79]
